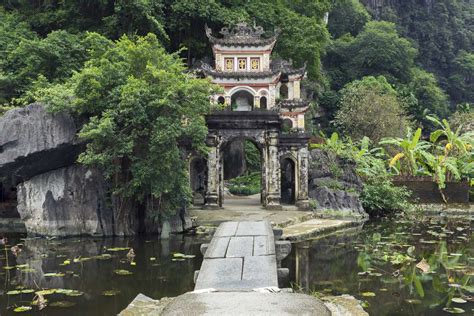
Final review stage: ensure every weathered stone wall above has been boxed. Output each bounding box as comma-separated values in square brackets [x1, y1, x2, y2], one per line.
[308, 149, 367, 217]
[17, 165, 115, 237]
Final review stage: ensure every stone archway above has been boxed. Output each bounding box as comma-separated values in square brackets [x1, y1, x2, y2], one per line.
[220, 136, 263, 205]
[205, 111, 281, 209]
[203, 111, 310, 210]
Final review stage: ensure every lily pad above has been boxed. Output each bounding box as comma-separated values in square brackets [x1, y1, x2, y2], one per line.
[452, 298, 467, 304]
[107, 247, 130, 252]
[13, 306, 32, 312]
[442, 307, 465, 314]
[36, 289, 57, 296]
[182, 255, 196, 259]
[44, 272, 65, 277]
[361, 292, 376, 297]
[6, 290, 21, 295]
[102, 289, 121, 296]
[114, 269, 133, 276]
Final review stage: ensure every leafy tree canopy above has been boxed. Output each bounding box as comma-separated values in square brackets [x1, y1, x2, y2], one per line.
[328, 0, 371, 38]
[36, 33, 219, 231]
[325, 21, 417, 90]
[361, 0, 473, 105]
[334, 76, 411, 143]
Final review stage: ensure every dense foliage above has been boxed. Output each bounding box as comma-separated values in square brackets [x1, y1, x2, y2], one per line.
[334, 76, 410, 142]
[0, 0, 472, 217]
[312, 116, 474, 214]
[37, 33, 218, 232]
[361, 0, 473, 106]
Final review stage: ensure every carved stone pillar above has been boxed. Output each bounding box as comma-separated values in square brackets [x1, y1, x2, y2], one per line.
[205, 134, 221, 208]
[265, 131, 281, 209]
[296, 146, 309, 209]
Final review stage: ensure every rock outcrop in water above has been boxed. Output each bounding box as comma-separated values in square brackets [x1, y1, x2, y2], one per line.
[308, 149, 367, 218]
[0, 103, 84, 182]
[16, 165, 115, 236]
[0, 104, 194, 237]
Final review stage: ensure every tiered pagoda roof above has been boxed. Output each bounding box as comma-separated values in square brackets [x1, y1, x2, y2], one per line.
[205, 22, 279, 47]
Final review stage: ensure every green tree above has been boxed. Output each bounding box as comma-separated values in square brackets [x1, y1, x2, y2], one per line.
[334, 76, 411, 143]
[37, 33, 219, 234]
[448, 51, 474, 104]
[403, 68, 450, 129]
[0, 10, 90, 106]
[0, 9, 36, 104]
[328, 0, 371, 38]
[325, 21, 418, 90]
[361, 0, 473, 105]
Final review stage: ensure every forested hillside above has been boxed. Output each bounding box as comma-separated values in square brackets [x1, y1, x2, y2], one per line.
[1, 0, 472, 131]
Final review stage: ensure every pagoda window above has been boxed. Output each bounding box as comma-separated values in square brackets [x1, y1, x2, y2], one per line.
[280, 83, 289, 99]
[238, 58, 247, 71]
[231, 90, 254, 111]
[225, 58, 234, 71]
[251, 58, 260, 71]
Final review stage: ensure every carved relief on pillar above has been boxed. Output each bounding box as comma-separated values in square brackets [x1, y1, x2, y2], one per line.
[265, 131, 281, 209]
[296, 146, 309, 208]
[268, 84, 276, 108]
[205, 133, 222, 208]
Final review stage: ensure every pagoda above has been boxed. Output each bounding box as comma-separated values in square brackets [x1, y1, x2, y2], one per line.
[200, 22, 310, 131]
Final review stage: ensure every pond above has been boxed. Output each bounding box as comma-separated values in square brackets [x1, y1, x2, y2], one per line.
[0, 218, 472, 315]
[0, 234, 208, 315]
[284, 218, 473, 315]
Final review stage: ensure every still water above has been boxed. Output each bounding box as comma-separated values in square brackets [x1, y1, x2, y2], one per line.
[0, 234, 208, 315]
[285, 218, 473, 315]
[0, 218, 472, 315]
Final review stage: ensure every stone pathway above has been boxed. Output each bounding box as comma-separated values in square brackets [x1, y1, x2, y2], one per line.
[282, 219, 362, 241]
[195, 221, 278, 291]
[189, 195, 314, 228]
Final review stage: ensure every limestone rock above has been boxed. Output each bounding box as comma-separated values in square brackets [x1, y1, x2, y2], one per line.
[0, 103, 83, 182]
[309, 186, 365, 214]
[309, 149, 362, 191]
[17, 165, 114, 236]
[308, 149, 367, 218]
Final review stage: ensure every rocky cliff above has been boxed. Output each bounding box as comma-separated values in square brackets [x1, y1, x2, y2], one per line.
[0, 103, 84, 182]
[17, 165, 114, 236]
[1, 104, 192, 237]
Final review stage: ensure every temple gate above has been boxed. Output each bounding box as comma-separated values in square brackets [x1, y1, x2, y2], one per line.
[192, 22, 311, 209]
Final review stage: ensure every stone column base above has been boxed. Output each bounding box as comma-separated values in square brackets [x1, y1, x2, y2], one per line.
[204, 194, 221, 209]
[296, 199, 310, 210]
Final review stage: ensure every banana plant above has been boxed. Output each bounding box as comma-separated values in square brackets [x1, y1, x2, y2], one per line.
[310, 132, 347, 156]
[427, 115, 474, 156]
[380, 127, 432, 176]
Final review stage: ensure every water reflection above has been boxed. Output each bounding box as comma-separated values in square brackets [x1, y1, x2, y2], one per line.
[285, 219, 473, 315]
[0, 234, 208, 315]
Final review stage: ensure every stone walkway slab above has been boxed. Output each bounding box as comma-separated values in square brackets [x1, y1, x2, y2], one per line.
[195, 221, 278, 291]
[161, 292, 331, 316]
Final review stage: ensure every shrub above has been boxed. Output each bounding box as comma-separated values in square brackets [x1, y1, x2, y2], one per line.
[228, 172, 261, 196]
[360, 179, 412, 217]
